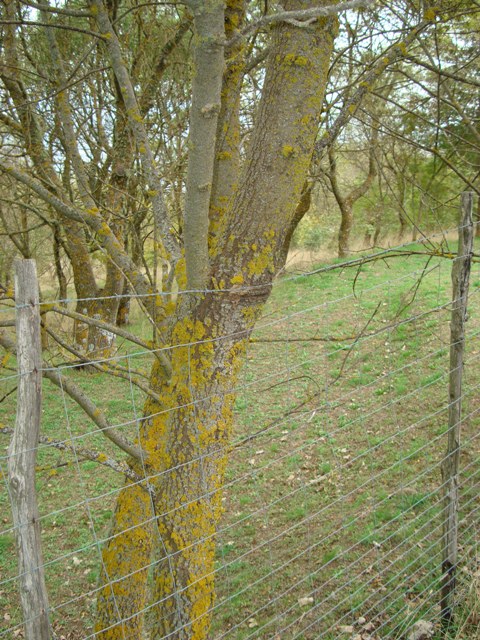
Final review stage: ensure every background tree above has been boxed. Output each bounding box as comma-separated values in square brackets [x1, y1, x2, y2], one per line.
[299, 0, 480, 251]
[326, 116, 378, 256]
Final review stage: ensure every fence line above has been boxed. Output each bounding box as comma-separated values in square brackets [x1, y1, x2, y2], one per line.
[0, 205, 479, 639]
[0, 219, 474, 310]
[1, 341, 479, 551]
[2, 293, 477, 470]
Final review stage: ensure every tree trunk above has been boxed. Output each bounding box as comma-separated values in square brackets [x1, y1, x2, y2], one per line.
[338, 201, 353, 258]
[396, 165, 408, 240]
[116, 280, 131, 326]
[329, 115, 378, 259]
[95, 295, 256, 640]
[53, 224, 68, 303]
[95, 1, 337, 637]
[475, 188, 480, 238]
[364, 204, 383, 248]
[398, 212, 408, 240]
[149, 299, 250, 639]
[94, 482, 155, 639]
[373, 216, 382, 245]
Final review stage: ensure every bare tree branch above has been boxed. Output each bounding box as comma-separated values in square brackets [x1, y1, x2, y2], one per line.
[0, 328, 146, 461]
[227, 0, 376, 47]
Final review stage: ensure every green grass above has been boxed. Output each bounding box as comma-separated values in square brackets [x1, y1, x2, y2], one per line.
[1, 244, 479, 639]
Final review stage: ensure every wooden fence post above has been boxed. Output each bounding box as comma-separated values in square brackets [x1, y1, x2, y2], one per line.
[440, 192, 474, 629]
[7, 260, 51, 639]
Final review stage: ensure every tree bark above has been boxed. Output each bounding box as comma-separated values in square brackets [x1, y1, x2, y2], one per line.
[338, 200, 354, 257]
[95, 2, 337, 638]
[183, 0, 225, 290]
[397, 171, 408, 239]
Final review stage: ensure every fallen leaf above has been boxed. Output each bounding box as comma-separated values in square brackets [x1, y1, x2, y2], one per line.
[407, 620, 435, 640]
[298, 596, 314, 607]
[339, 625, 355, 634]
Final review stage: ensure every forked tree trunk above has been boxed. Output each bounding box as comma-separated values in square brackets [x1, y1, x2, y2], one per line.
[364, 204, 384, 248]
[94, 1, 337, 637]
[94, 483, 155, 638]
[329, 121, 378, 258]
[149, 300, 251, 639]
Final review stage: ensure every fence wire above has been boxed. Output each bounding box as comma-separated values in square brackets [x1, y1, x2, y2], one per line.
[0, 228, 479, 640]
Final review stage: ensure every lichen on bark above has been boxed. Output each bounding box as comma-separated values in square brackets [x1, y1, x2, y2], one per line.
[94, 2, 337, 638]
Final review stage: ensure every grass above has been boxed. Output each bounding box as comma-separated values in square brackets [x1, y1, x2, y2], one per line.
[1, 243, 479, 639]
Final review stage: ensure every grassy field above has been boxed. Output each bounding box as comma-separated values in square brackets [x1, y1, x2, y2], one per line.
[1, 242, 479, 640]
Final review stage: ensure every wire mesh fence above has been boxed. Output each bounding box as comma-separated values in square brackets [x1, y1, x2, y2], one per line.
[0, 218, 479, 640]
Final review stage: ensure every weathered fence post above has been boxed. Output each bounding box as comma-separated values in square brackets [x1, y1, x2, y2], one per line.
[7, 260, 51, 639]
[440, 192, 474, 629]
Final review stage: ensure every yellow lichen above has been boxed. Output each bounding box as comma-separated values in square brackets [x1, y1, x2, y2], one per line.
[247, 243, 274, 277]
[230, 274, 244, 285]
[294, 55, 309, 66]
[423, 7, 438, 20]
[98, 222, 110, 236]
[282, 145, 295, 158]
[283, 53, 309, 67]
